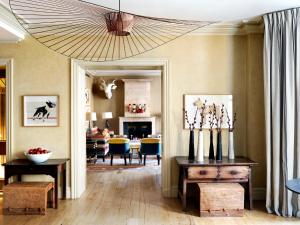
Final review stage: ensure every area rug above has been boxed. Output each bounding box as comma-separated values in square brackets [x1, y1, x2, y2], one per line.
[87, 156, 160, 171]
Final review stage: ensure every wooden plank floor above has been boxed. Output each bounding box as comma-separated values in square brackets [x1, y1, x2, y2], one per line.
[0, 163, 298, 225]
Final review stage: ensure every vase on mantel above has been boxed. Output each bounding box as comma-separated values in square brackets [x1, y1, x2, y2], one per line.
[228, 131, 235, 160]
[216, 131, 222, 161]
[208, 130, 214, 160]
[196, 130, 204, 162]
[188, 130, 195, 161]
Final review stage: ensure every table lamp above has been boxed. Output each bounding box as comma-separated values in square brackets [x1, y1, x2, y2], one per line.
[102, 112, 113, 129]
[86, 112, 97, 133]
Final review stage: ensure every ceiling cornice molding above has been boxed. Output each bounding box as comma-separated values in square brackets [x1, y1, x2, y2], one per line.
[0, 3, 25, 42]
[190, 19, 264, 36]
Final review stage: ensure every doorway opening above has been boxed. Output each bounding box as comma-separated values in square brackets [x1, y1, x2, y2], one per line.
[0, 65, 6, 191]
[0, 59, 13, 193]
[85, 68, 162, 171]
[71, 59, 171, 199]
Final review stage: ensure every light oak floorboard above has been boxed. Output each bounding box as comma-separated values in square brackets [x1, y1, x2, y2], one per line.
[0, 164, 299, 225]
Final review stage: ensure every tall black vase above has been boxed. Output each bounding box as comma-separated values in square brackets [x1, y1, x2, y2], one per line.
[216, 131, 222, 161]
[188, 130, 195, 161]
[208, 130, 214, 160]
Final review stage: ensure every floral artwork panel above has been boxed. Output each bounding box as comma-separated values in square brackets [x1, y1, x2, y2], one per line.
[184, 95, 233, 129]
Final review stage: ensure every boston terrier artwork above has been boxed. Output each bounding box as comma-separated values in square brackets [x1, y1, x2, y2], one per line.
[32, 101, 56, 121]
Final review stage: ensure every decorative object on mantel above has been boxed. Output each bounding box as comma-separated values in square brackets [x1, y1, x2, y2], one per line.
[23, 95, 59, 127]
[102, 112, 113, 129]
[227, 109, 237, 160]
[128, 104, 147, 113]
[194, 99, 207, 162]
[9, 0, 212, 62]
[214, 103, 225, 161]
[184, 108, 198, 161]
[98, 79, 117, 99]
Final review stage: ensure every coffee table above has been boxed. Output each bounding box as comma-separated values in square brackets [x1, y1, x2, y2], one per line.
[129, 140, 141, 164]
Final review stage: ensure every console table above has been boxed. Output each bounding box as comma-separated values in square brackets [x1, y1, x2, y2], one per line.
[3, 159, 69, 209]
[176, 156, 257, 211]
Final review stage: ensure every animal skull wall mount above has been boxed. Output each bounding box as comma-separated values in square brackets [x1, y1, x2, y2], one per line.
[98, 79, 117, 99]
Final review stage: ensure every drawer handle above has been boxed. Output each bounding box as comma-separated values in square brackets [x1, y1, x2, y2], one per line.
[230, 170, 238, 175]
[199, 170, 207, 175]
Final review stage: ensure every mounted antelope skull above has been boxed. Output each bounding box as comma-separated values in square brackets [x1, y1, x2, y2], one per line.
[98, 79, 117, 99]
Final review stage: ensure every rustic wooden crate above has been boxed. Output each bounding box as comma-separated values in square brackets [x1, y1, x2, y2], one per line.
[198, 183, 244, 217]
[3, 182, 54, 215]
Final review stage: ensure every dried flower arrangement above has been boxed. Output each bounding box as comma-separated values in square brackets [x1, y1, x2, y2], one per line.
[184, 107, 198, 131]
[226, 109, 237, 132]
[213, 103, 225, 132]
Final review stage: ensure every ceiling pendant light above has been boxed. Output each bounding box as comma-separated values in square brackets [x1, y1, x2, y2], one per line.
[9, 0, 212, 62]
[105, 0, 134, 36]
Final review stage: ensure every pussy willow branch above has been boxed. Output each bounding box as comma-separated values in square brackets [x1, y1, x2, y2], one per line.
[214, 103, 225, 132]
[208, 107, 214, 131]
[184, 107, 198, 131]
[199, 100, 207, 131]
[226, 109, 237, 132]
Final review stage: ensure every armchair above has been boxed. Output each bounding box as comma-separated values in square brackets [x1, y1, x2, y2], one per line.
[108, 138, 131, 166]
[140, 138, 161, 166]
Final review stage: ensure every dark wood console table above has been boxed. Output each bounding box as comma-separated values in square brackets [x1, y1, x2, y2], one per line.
[176, 156, 257, 211]
[3, 159, 69, 209]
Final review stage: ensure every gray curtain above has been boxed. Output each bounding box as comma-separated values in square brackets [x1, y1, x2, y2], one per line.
[264, 8, 300, 217]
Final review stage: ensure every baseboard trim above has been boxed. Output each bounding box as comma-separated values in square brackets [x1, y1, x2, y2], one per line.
[58, 186, 71, 199]
[169, 186, 266, 200]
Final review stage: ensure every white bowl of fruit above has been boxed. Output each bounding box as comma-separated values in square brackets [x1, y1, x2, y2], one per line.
[25, 148, 52, 163]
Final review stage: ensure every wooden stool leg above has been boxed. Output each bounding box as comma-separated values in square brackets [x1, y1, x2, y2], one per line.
[52, 186, 56, 208]
[124, 155, 127, 165]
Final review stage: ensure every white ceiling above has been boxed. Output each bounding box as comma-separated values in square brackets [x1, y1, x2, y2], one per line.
[1, 0, 299, 21]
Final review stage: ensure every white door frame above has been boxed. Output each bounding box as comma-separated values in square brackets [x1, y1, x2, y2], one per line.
[70, 58, 171, 198]
[0, 59, 13, 161]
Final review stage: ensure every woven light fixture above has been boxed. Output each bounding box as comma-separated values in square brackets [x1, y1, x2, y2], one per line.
[10, 0, 212, 61]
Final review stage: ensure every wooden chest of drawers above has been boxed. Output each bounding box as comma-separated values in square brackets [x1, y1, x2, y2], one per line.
[188, 166, 249, 180]
[176, 156, 257, 211]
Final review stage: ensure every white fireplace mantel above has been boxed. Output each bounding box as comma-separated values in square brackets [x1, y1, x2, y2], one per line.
[119, 117, 156, 135]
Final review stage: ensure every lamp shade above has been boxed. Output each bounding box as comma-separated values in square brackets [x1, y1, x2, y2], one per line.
[86, 112, 97, 121]
[102, 112, 113, 119]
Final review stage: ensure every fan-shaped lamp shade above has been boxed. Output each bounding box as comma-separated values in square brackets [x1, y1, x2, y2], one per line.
[9, 0, 212, 62]
[102, 112, 113, 119]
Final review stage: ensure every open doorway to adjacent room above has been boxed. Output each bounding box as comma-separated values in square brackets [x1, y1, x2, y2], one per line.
[0, 59, 12, 193]
[71, 59, 170, 199]
[0, 65, 6, 192]
[85, 67, 162, 171]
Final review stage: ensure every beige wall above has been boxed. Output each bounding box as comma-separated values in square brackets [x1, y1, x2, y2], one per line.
[0, 33, 265, 193]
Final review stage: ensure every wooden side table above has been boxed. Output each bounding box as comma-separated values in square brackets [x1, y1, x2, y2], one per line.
[3, 159, 69, 209]
[176, 156, 257, 211]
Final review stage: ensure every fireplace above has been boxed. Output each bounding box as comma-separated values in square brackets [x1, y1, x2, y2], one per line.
[123, 122, 152, 139]
[119, 117, 156, 139]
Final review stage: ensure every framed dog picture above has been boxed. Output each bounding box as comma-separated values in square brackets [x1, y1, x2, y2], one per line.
[23, 95, 59, 127]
